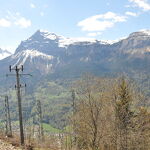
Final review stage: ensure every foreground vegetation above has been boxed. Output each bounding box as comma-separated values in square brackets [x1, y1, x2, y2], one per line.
[0, 75, 150, 149]
[70, 75, 150, 150]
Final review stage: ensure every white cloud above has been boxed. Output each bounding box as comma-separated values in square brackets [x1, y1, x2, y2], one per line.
[0, 19, 11, 27]
[129, 0, 150, 11]
[40, 12, 44, 17]
[125, 11, 138, 16]
[30, 3, 36, 8]
[15, 17, 31, 28]
[0, 11, 31, 29]
[78, 20, 114, 32]
[77, 12, 127, 32]
[87, 32, 102, 37]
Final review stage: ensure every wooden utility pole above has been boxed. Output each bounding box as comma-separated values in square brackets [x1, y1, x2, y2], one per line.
[8, 65, 31, 145]
[71, 89, 76, 114]
[5, 95, 12, 137]
[71, 89, 77, 149]
[15, 66, 24, 145]
[2, 94, 12, 137]
[36, 100, 44, 141]
[4, 96, 8, 136]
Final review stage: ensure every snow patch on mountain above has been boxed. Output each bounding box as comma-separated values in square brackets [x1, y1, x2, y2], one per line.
[58, 38, 99, 48]
[12, 49, 53, 59]
[11, 49, 54, 66]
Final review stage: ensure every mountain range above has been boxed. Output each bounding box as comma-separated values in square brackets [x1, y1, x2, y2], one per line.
[0, 29, 150, 83]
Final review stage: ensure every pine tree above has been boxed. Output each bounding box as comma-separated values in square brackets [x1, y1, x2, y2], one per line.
[115, 78, 133, 150]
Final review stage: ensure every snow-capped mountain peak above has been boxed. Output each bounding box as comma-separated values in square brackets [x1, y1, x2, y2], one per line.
[15, 30, 112, 53]
[34, 30, 64, 41]
[35, 30, 101, 46]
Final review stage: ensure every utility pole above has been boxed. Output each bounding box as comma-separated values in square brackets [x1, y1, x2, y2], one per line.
[4, 96, 8, 136]
[71, 89, 76, 149]
[1, 94, 12, 137]
[8, 65, 31, 145]
[5, 95, 12, 137]
[36, 100, 44, 141]
[71, 89, 76, 114]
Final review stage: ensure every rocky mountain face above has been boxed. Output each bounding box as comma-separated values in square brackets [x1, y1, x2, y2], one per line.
[1, 29, 150, 81]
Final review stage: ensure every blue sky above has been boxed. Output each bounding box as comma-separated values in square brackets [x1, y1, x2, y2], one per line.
[0, 0, 150, 53]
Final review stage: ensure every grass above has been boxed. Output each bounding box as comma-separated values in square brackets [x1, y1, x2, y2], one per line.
[8, 121, 61, 134]
[43, 123, 61, 133]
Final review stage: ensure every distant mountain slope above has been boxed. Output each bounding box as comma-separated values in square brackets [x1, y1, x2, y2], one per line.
[0, 29, 150, 82]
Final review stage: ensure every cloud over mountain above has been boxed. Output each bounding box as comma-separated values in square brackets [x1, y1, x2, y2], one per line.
[77, 12, 127, 32]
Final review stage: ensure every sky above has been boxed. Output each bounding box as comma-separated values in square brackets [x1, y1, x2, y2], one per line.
[0, 0, 150, 53]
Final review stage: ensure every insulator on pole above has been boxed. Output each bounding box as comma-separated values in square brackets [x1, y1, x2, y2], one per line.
[16, 66, 18, 71]
[21, 65, 23, 72]
[9, 65, 11, 72]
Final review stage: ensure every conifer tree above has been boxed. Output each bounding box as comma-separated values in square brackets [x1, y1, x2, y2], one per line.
[115, 78, 133, 150]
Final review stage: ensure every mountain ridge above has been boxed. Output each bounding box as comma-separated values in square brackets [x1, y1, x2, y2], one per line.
[0, 29, 150, 81]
